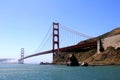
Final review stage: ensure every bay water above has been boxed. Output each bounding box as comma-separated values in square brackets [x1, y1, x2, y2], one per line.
[0, 64, 120, 80]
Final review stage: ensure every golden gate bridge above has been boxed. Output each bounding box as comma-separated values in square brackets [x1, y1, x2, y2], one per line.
[19, 22, 98, 64]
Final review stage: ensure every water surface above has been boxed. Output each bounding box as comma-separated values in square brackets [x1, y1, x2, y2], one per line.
[0, 64, 120, 80]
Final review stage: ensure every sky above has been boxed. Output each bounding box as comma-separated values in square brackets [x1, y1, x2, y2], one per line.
[0, 0, 120, 64]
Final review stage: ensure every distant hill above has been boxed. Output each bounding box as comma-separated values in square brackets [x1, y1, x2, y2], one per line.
[0, 58, 11, 62]
[0, 58, 18, 64]
[53, 27, 120, 65]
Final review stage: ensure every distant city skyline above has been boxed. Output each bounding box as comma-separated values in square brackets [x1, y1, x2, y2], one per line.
[0, 0, 120, 64]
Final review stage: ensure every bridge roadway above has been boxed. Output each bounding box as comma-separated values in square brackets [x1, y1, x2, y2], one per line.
[21, 39, 97, 60]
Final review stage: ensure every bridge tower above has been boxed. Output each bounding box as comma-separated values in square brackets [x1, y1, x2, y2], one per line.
[19, 48, 24, 64]
[52, 22, 59, 57]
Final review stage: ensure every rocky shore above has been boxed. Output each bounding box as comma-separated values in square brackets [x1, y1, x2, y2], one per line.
[53, 28, 120, 66]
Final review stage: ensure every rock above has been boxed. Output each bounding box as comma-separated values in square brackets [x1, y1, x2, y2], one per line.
[81, 62, 88, 66]
[67, 54, 79, 66]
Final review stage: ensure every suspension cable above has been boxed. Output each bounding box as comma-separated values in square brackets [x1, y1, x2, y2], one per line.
[39, 33, 52, 51]
[60, 24, 93, 38]
[34, 25, 52, 53]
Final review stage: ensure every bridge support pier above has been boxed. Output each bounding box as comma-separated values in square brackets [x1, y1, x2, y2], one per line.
[97, 40, 100, 54]
[97, 38, 104, 54]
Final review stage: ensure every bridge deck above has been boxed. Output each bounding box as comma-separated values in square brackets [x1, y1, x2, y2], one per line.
[21, 39, 97, 60]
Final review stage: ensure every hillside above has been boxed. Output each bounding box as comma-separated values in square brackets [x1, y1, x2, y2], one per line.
[98, 27, 120, 38]
[53, 27, 120, 65]
[86, 47, 120, 65]
[78, 27, 120, 45]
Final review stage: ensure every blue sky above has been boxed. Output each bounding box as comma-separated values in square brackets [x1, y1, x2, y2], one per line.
[0, 0, 120, 64]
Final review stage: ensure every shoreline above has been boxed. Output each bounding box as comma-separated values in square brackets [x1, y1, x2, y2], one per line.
[89, 64, 120, 66]
[40, 62, 120, 66]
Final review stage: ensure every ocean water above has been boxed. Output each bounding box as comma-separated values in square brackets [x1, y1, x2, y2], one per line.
[0, 64, 120, 80]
